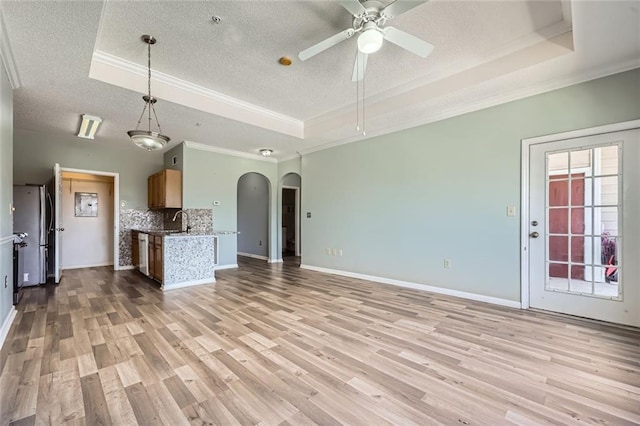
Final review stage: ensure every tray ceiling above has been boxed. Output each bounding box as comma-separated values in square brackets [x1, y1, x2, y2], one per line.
[2, 1, 639, 158]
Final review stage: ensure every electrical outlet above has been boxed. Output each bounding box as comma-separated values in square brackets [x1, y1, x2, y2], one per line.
[443, 259, 451, 269]
[24, 273, 29, 282]
[4, 275, 7, 288]
[326, 248, 331, 255]
[259, 240, 262, 246]
[507, 206, 516, 217]
[307, 212, 311, 218]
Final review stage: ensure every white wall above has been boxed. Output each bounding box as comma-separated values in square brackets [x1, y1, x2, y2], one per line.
[60, 178, 114, 269]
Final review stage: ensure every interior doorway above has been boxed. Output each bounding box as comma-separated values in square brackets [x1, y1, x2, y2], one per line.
[60, 172, 115, 270]
[281, 173, 301, 263]
[237, 172, 270, 261]
[53, 165, 120, 283]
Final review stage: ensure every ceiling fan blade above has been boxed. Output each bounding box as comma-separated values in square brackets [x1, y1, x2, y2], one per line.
[338, 0, 367, 17]
[382, 0, 428, 18]
[298, 29, 354, 61]
[351, 51, 368, 82]
[383, 26, 434, 58]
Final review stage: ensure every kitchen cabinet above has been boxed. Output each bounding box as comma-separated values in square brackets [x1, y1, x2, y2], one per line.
[148, 169, 182, 209]
[131, 230, 139, 269]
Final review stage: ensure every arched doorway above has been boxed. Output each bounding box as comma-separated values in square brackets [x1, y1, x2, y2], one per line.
[237, 172, 270, 262]
[281, 172, 301, 263]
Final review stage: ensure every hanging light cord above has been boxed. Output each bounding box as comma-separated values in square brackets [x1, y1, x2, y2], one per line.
[362, 64, 366, 136]
[356, 53, 360, 132]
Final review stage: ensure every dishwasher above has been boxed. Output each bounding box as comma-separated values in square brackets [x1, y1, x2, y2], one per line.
[138, 232, 150, 277]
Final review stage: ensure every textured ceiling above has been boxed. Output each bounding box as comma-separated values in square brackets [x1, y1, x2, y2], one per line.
[94, 0, 564, 120]
[2, 1, 639, 159]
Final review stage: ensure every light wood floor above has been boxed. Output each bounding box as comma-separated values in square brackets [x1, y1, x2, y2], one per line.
[1, 258, 639, 425]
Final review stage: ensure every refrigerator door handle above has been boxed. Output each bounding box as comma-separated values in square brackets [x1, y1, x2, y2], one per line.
[46, 191, 54, 234]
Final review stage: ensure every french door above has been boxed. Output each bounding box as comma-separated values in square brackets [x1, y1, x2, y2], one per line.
[527, 127, 639, 327]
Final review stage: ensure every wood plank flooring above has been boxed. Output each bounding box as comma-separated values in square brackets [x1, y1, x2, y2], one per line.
[1, 258, 639, 425]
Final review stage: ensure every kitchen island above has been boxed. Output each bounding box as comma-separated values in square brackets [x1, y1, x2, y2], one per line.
[132, 229, 218, 291]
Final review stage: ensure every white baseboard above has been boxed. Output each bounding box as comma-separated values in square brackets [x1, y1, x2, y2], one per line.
[300, 264, 522, 309]
[268, 258, 284, 264]
[162, 277, 216, 291]
[61, 262, 114, 270]
[0, 307, 17, 351]
[237, 252, 268, 261]
[118, 265, 136, 271]
[214, 264, 238, 271]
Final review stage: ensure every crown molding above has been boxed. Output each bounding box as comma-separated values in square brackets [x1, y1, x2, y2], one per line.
[183, 141, 278, 163]
[91, 50, 304, 139]
[277, 153, 303, 163]
[300, 58, 640, 156]
[0, 12, 21, 89]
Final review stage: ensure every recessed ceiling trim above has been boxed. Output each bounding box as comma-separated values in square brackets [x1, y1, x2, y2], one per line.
[90, 50, 304, 139]
[300, 56, 640, 157]
[305, 30, 576, 140]
[0, 12, 21, 89]
[183, 141, 278, 163]
[278, 153, 302, 163]
[314, 19, 575, 117]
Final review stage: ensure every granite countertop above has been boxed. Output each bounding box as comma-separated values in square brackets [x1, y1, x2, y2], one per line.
[165, 231, 216, 238]
[132, 229, 215, 238]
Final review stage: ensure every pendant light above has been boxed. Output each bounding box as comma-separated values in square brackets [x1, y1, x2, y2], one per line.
[127, 35, 171, 151]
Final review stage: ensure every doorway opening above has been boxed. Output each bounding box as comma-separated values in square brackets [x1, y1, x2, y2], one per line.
[281, 172, 301, 264]
[53, 165, 120, 283]
[237, 172, 270, 262]
[60, 172, 115, 270]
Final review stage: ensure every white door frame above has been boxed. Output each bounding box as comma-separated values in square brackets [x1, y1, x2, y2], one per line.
[520, 119, 640, 309]
[54, 163, 61, 283]
[59, 167, 121, 271]
[282, 185, 301, 256]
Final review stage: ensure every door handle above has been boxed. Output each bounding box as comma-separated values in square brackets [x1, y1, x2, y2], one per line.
[529, 231, 539, 238]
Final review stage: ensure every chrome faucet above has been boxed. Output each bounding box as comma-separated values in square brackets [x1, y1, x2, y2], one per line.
[172, 210, 191, 233]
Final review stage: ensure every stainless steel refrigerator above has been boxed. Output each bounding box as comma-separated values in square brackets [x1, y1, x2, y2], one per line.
[13, 185, 51, 286]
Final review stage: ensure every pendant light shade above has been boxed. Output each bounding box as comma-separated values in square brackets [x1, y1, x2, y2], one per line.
[127, 35, 171, 151]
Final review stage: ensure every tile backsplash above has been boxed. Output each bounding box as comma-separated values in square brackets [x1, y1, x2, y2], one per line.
[118, 208, 214, 266]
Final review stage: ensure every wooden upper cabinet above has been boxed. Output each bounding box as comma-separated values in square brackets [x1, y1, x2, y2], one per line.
[148, 169, 182, 209]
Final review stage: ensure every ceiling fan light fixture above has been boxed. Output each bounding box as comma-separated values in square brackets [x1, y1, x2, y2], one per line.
[358, 29, 384, 54]
[127, 35, 171, 151]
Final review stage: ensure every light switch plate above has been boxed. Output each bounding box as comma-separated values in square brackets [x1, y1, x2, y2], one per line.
[507, 206, 516, 216]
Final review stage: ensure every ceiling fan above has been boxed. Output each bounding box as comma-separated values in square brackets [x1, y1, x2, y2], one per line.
[298, 0, 434, 81]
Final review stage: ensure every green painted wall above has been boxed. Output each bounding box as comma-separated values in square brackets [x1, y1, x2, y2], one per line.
[14, 130, 164, 210]
[0, 62, 14, 334]
[302, 68, 640, 302]
[181, 147, 278, 266]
